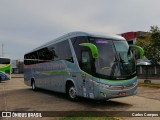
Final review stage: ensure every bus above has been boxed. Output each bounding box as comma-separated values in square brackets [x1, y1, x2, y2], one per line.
[24, 32, 144, 101]
[0, 57, 11, 82]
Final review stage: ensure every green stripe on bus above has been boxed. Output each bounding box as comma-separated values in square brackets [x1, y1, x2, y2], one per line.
[0, 64, 11, 72]
[39, 71, 69, 75]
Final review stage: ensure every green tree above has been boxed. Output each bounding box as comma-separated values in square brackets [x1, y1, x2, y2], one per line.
[136, 25, 160, 65]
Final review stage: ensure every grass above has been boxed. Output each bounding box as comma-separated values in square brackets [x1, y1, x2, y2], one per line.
[138, 82, 160, 88]
[58, 112, 121, 120]
[59, 117, 120, 120]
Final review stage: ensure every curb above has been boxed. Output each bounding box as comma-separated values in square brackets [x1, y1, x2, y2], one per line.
[138, 82, 160, 88]
[11, 77, 24, 78]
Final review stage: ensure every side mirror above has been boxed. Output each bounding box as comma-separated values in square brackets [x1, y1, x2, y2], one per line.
[129, 45, 144, 59]
[79, 43, 98, 59]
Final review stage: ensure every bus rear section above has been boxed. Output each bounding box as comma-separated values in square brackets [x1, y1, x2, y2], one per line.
[0, 58, 11, 82]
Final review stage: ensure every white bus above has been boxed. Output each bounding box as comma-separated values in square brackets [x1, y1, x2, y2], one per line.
[24, 32, 144, 101]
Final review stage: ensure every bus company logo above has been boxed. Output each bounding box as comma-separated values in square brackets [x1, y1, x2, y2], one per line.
[2, 112, 11, 117]
[1, 112, 42, 118]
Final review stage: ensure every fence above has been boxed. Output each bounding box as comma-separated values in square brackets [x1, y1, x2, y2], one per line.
[137, 65, 160, 79]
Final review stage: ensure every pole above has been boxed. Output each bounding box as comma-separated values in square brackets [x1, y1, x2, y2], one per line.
[2, 44, 4, 57]
[144, 65, 151, 83]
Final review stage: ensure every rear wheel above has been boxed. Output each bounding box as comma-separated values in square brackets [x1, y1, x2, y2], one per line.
[31, 80, 37, 91]
[66, 83, 78, 101]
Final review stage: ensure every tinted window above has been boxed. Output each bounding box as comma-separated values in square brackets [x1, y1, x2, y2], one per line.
[71, 36, 89, 63]
[81, 51, 93, 74]
[71, 36, 95, 73]
[90, 38, 136, 80]
[53, 40, 72, 61]
[24, 51, 38, 65]
[90, 39, 115, 76]
[0, 58, 10, 64]
[37, 47, 54, 63]
[24, 40, 73, 65]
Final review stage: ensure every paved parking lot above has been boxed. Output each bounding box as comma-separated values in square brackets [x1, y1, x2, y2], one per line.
[0, 74, 160, 120]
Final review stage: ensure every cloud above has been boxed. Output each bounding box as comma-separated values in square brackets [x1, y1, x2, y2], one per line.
[1, 0, 160, 59]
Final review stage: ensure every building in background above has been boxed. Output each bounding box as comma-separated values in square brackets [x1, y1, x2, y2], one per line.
[11, 60, 23, 73]
[121, 31, 160, 79]
[121, 31, 149, 45]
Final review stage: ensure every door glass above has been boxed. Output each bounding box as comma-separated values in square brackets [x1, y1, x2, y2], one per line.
[81, 51, 92, 74]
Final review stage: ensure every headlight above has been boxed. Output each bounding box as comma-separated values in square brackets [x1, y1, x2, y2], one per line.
[98, 82, 137, 90]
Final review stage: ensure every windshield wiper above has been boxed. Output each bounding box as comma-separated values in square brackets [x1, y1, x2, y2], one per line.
[114, 52, 126, 63]
[118, 53, 126, 63]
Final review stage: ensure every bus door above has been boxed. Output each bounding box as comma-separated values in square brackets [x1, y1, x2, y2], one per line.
[79, 50, 95, 99]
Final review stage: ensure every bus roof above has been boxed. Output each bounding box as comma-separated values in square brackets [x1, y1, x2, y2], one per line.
[0, 57, 11, 60]
[26, 31, 125, 54]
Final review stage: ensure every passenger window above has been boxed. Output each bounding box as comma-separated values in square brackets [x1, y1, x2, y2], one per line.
[25, 40, 73, 65]
[71, 37, 88, 63]
[24, 51, 38, 65]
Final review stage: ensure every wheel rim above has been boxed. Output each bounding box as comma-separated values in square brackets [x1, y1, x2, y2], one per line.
[69, 87, 76, 99]
[32, 82, 35, 90]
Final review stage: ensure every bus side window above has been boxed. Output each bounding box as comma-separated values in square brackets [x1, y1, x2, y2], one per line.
[81, 51, 92, 74]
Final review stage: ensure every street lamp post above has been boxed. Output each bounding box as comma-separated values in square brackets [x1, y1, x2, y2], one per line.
[2, 44, 4, 57]
[144, 64, 151, 83]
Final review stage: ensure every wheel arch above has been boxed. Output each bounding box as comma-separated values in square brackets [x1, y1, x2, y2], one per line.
[65, 79, 77, 93]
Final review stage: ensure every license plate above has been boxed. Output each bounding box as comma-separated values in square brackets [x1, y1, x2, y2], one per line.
[119, 92, 126, 96]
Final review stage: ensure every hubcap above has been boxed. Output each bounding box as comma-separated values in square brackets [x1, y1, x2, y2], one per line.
[32, 82, 35, 90]
[69, 87, 76, 99]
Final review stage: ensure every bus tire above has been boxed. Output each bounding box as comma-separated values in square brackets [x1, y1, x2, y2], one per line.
[31, 80, 37, 91]
[66, 83, 78, 101]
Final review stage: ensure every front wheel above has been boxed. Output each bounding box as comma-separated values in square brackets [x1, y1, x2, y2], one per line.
[31, 80, 37, 91]
[66, 83, 78, 101]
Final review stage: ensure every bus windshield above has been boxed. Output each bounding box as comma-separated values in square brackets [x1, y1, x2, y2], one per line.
[90, 38, 136, 80]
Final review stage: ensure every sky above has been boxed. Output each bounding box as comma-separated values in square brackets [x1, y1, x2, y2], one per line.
[1, 0, 160, 60]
